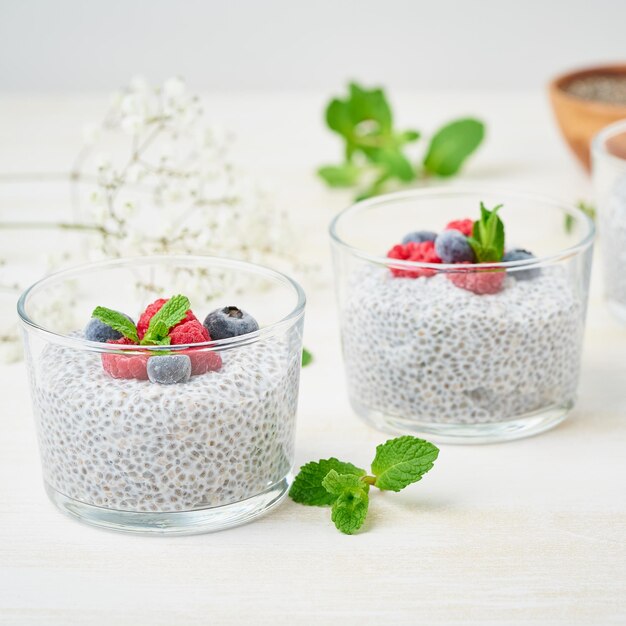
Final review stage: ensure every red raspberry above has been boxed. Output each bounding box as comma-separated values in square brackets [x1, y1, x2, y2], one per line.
[447, 263, 506, 295]
[170, 320, 222, 374]
[101, 337, 149, 380]
[445, 219, 474, 237]
[137, 298, 198, 339]
[387, 240, 442, 278]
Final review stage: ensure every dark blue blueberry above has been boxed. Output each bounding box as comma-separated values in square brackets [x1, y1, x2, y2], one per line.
[203, 306, 259, 340]
[434, 230, 476, 263]
[401, 230, 437, 245]
[85, 312, 134, 343]
[147, 354, 192, 385]
[502, 248, 541, 280]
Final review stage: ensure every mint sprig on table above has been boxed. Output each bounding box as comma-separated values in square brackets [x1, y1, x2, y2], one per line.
[318, 81, 485, 200]
[467, 202, 505, 263]
[91, 294, 190, 346]
[290, 436, 439, 534]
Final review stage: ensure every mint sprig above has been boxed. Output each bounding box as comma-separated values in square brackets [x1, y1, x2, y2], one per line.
[91, 294, 190, 346]
[289, 436, 439, 534]
[467, 202, 505, 263]
[318, 81, 485, 200]
[141, 294, 189, 345]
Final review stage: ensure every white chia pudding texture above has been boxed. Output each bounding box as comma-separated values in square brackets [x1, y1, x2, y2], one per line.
[600, 174, 626, 306]
[341, 265, 583, 424]
[33, 337, 300, 512]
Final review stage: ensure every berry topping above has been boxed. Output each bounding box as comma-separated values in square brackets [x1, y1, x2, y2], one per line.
[203, 306, 260, 340]
[170, 319, 222, 375]
[101, 337, 149, 380]
[447, 265, 506, 295]
[85, 312, 134, 343]
[147, 354, 192, 385]
[387, 240, 442, 278]
[502, 248, 541, 281]
[434, 230, 476, 264]
[445, 219, 474, 237]
[401, 230, 437, 245]
[137, 298, 198, 340]
[169, 319, 209, 344]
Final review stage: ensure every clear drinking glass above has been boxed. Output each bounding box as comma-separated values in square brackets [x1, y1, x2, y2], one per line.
[592, 119, 626, 321]
[18, 255, 305, 534]
[329, 189, 594, 444]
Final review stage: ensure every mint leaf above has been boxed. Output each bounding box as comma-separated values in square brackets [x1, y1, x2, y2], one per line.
[289, 458, 366, 506]
[319, 82, 420, 197]
[318, 163, 361, 188]
[302, 348, 313, 367]
[566, 200, 596, 234]
[322, 470, 370, 535]
[467, 202, 505, 263]
[423, 118, 484, 177]
[141, 294, 189, 345]
[91, 306, 139, 343]
[370, 436, 439, 492]
[367, 147, 415, 182]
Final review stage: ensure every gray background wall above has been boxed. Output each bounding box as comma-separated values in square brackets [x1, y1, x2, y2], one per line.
[1, 0, 624, 92]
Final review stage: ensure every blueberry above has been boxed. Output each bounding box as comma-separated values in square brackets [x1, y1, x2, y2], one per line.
[502, 248, 541, 280]
[401, 230, 437, 245]
[147, 354, 192, 385]
[203, 306, 259, 340]
[434, 230, 476, 263]
[85, 312, 134, 343]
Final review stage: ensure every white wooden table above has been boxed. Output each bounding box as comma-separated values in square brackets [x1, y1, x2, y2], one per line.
[0, 92, 625, 625]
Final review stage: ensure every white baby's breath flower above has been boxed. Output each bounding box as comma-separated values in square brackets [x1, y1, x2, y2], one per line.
[120, 114, 145, 136]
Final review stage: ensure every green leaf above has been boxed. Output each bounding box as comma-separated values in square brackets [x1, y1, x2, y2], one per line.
[467, 202, 505, 262]
[370, 436, 439, 492]
[289, 458, 366, 506]
[141, 294, 190, 345]
[398, 129, 420, 143]
[317, 163, 361, 187]
[368, 147, 415, 182]
[325, 98, 353, 137]
[91, 306, 139, 343]
[423, 118, 484, 176]
[347, 82, 393, 132]
[323, 470, 370, 535]
[302, 348, 313, 367]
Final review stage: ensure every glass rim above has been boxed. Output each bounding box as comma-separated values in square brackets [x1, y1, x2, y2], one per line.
[592, 118, 626, 173]
[328, 187, 595, 273]
[17, 254, 306, 352]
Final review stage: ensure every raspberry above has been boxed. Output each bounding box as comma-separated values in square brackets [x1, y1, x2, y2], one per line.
[445, 219, 474, 237]
[387, 240, 442, 278]
[137, 298, 198, 339]
[170, 320, 222, 374]
[447, 263, 506, 295]
[169, 319, 209, 344]
[101, 337, 149, 380]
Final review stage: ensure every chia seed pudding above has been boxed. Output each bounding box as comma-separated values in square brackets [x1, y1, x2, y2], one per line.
[34, 335, 300, 512]
[599, 174, 626, 309]
[331, 193, 593, 440]
[20, 257, 306, 533]
[341, 265, 582, 424]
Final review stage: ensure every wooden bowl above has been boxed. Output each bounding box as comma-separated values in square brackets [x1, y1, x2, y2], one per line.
[549, 63, 626, 171]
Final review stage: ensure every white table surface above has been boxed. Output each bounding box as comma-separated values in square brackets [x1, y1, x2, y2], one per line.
[0, 91, 625, 625]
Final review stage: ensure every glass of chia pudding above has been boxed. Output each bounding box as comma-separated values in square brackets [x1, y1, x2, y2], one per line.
[593, 119, 626, 321]
[18, 255, 305, 534]
[330, 189, 594, 443]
